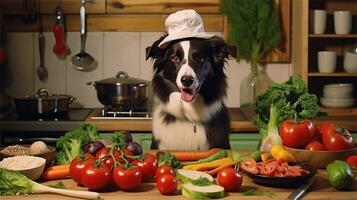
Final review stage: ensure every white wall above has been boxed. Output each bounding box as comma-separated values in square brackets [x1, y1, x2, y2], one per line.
[3, 32, 292, 108]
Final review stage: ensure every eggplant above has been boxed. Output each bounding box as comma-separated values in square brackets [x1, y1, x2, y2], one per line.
[83, 141, 105, 155]
[127, 141, 143, 156]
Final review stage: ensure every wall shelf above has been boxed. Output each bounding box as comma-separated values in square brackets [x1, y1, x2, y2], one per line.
[308, 72, 357, 77]
[309, 34, 357, 38]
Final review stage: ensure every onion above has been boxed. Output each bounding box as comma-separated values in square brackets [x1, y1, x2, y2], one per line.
[83, 141, 105, 155]
[127, 142, 143, 156]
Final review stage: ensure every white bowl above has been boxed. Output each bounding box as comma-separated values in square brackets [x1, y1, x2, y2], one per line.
[323, 83, 354, 96]
[323, 91, 353, 99]
[0, 156, 46, 180]
[320, 97, 355, 108]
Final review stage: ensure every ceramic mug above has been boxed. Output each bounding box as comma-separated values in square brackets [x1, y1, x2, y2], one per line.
[310, 10, 327, 34]
[318, 51, 337, 73]
[334, 11, 352, 34]
[343, 52, 357, 73]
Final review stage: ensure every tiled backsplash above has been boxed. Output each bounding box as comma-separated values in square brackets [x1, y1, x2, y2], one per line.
[3, 32, 292, 108]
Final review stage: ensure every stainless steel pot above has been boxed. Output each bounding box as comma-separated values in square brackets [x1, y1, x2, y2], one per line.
[87, 71, 150, 108]
[13, 88, 75, 116]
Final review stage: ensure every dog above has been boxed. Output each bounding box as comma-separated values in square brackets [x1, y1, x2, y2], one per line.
[145, 9, 236, 150]
[146, 35, 236, 150]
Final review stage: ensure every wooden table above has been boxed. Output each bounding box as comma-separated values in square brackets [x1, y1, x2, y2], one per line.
[2, 169, 356, 200]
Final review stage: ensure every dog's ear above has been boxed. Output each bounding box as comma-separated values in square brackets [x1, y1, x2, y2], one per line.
[146, 34, 168, 61]
[208, 36, 237, 63]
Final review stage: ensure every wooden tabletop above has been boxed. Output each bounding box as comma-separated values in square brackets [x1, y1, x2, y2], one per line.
[2, 169, 356, 200]
[85, 108, 357, 132]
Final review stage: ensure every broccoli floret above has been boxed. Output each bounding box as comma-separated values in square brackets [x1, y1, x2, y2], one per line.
[252, 76, 320, 152]
[56, 124, 99, 165]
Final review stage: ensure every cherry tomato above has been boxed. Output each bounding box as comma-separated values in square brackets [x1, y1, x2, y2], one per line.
[279, 119, 315, 148]
[304, 141, 326, 151]
[117, 148, 133, 163]
[156, 174, 177, 195]
[217, 167, 242, 192]
[346, 155, 357, 168]
[132, 153, 158, 182]
[69, 154, 94, 185]
[95, 148, 117, 169]
[81, 163, 112, 190]
[240, 158, 259, 174]
[321, 124, 355, 151]
[113, 166, 142, 191]
[155, 165, 175, 180]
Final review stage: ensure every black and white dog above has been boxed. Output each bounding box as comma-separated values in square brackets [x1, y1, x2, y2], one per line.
[146, 35, 236, 150]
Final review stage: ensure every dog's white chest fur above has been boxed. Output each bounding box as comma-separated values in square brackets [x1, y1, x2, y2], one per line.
[153, 92, 222, 150]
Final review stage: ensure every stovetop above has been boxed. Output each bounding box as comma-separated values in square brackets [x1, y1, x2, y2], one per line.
[90, 107, 152, 120]
[0, 109, 93, 132]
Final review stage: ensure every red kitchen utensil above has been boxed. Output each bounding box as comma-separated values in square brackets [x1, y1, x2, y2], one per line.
[53, 5, 69, 59]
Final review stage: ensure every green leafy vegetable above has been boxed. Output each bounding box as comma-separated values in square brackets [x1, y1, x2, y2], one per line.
[252, 76, 320, 152]
[231, 150, 261, 162]
[191, 177, 213, 186]
[219, 0, 281, 68]
[56, 123, 99, 165]
[156, 151, 181, 169]
[0, 168, 102, 199]
[49, 181, 66, 189]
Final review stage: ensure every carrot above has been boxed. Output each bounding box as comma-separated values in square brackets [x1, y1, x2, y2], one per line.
[183, 158, 234, 171]
[41, 164, 70, 180]
[171, 148, 221, 161]
[207, 161, 237, 176]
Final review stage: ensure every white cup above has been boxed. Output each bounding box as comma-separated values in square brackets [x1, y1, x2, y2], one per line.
[334, 11, 352, 34]
[318, 51, 337, 73]
[343, 52, 357, 73]
[310, 10, 327, 34]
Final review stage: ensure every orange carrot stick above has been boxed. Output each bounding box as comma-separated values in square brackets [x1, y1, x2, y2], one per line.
[42, 164, 70, 180]
[171, 148, 221, 161]
[207, 161, 237, 176]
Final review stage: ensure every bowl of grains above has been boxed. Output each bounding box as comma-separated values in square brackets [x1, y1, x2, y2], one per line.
[0, 142, 56, 166]
[0, 155, 46, 180]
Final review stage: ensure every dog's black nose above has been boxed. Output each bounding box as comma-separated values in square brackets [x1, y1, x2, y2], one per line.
[181, 75, 194, 87]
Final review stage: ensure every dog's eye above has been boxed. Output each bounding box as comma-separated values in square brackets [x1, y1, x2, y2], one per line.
[199, 57, 205, 63]
[171, 56, 179, 62]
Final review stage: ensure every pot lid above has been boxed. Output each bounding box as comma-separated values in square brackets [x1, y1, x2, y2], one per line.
[15, 88, 73, 100]
[94, 71, 150, 86]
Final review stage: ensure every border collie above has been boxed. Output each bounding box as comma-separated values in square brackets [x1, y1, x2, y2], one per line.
[146, 35, 236, 150]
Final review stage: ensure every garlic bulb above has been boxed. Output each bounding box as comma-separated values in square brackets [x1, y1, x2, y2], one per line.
[29, 141, 48, 155]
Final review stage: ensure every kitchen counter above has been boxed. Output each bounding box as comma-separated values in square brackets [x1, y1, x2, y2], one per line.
[2, 168, 356, 200]
[85, 108, 357, 132]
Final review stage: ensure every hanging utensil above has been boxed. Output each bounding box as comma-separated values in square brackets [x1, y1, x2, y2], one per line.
[70, 0, 97, 72]
[53, 2, 69, 59]
[36, 5, 48, 82]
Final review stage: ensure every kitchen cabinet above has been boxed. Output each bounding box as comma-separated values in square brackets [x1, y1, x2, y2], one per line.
[292, 0, 357, 116]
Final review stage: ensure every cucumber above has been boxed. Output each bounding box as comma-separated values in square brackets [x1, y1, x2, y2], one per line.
[176, 169, 214, 183]
[182, 182, 225, 199]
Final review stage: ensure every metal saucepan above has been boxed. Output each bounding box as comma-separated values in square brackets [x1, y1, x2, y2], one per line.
[13, 88, 75, 116]
[87, 71, 150, 108]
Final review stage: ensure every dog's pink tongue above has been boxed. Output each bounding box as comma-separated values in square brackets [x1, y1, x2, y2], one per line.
[181, 90, 194, 102]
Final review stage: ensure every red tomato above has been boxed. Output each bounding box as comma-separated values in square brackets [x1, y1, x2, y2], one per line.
[279, 119, 315, 148]
[346, 155, 357, 168]
[69, 154, 94, 185]
[117, 148, 133, 163]
[155, 165, 175, 180]
[95, 148, 116, 169]
[156, 174, 177, 195]
[259, 160, 279, 176]
[240, 158, 259, 174]
[304, 141, 326, 151]
[81, 163, 112, 190]
[321, 123, 355, 151]
[113, 166, 142, 191]
[217, 167, 242, 192]
[132, 153, 158, 182]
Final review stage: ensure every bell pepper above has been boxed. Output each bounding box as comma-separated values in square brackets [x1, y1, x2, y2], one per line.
[270, 144, 296, 163]
[326, 160, 353, 190]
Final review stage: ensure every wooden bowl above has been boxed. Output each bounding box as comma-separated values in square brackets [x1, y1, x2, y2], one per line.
[284, 146, 357, 169]
[0, 145, 56, 166]
[0, 156, 46, 180]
